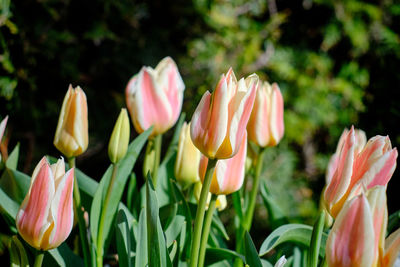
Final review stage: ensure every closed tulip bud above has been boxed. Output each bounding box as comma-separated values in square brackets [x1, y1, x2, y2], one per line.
[16, 157, 74, 250]
[125, 57, 185, 136]
[190, 68, 258, 159]
[54, 85, 89, 158]
[174, 122, 201, 188]
[326, 194, 376, 267]
[247, 81, 284, 147]
[324, 127, 397, 217]
[108, 108, 130, 163]
[199, 132, 247, 195]
[193, 182, 227, 211]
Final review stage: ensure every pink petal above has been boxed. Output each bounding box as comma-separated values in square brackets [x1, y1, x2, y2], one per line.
[383, 228, 400, 267]
[269, 83, 284, 146]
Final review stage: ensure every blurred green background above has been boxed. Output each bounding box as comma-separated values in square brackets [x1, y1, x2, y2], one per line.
[0, 0, 399, 241]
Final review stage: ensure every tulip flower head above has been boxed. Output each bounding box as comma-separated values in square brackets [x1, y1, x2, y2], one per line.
[190, 68, 258, 159]
[199, 132, 247, 195]
[16, 157, 74, 250]
[247, 81, 284, 147]
[326, 186, 400, 267]
[108, 108, 130, 163]
[54, 85, 89, 158]
[125, 57, 185, 136]
[324, 127, 397, 217]
[174, 122, 201, 188]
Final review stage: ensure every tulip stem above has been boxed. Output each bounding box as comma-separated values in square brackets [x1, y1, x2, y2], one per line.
[190, 158, 217, 267]
[34, 250, 44, 267]
[96, 163, 118, 267]
[198, 194, 218, 267]
[234, 147, 266, 267]
[144, 134, 162, 187]
[68, 157, 91, 267]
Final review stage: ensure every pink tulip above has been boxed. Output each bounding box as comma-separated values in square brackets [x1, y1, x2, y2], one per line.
[16, 157, 74, 250]
[326, 193, 375, 267]
[125, 57, 185, 136]
[0, 115, 8, 161]
[190, 68, 258, 159]
[326, 186, 400, 267]
[247, 81, 284, 147]
[324, 127, 397, 217]
[199, 132, 247, 195]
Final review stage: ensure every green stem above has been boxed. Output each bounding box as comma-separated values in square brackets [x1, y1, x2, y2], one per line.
[33, 250, 44, 267]
[308, 211, 326, 267]
[96, 164, 118, 267]
[68, 157, 90, 267]
[234, 147, 267, 267]
[143, 134, 162, 187]
[189, 158, 218, 267]
[198, 194, 218, 267]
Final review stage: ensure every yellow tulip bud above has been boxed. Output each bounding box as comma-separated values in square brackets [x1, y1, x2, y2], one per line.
[54, 85, 89, 158]
[174, 122, 201, 188]
[108, 108, 130, 163]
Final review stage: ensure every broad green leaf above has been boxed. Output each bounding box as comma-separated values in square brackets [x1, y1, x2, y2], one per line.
[168, 240, 178, 262]
[244, 232, 262, 267]
[165, 215, 185, 247]
[116, 208, 131, 267]
[160, 203, 178, 229]
[204, 248, 244, 266]
[0, 168, 30, 204]
[0, 186, 19, 218]
[259, 224, 328, 257]
[212, 213, 229, 240]
[47, 244, 84, 267]
[135, 208, 148, 267]
[6, 143, 19, 170]
[388, 209, 400, 235]
[261, 259, 273, 267]
[146, 175, 161, 266]
[127, 173, 137, 216]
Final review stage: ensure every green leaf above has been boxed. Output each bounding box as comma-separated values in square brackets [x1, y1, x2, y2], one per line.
[47, 243, 84, 267]
[165, 215, 185, 247]
[127, 173, 137, 215]
[160, 203, 178, 229]
[307, 211, 326, 267]
[146, 175, 161, 267]
[261, 259, 274, 267]
[116, 208, 131, 267]
[0, 186, 19, 218]
[388, 209, 400, 235]
[204, 248, 244, 266]
[259, 224, 328, 257]
[244, 232, 262, 267]
[0, 168, 30, 204]
[135, 208, 148, 267]
[9, 235, 29, 267]
[212, 213, 229, 240]
[6, 143, 19, 170]
[232, 191, 243, 221]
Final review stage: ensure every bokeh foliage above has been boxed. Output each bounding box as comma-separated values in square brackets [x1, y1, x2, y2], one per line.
[0, 0, 399, 244]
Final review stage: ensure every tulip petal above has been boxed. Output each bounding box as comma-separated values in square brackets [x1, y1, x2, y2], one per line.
[212, 132, 247, 195]
[48, 168, 74, 249]
[324, 127, 356, 216]
[383, 228, 400, 267]
[0, 115, 8, 143]
[269, 83, 284, 146]
[17, 162, 55, 249]
[326, 194, 375, 267]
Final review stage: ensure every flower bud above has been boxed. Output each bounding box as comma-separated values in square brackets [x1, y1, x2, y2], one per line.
[190, 68, 257, 159]
[0, 115, 8, 162]
[174, 122, 201, 188]
[108, 108, 130, 163]
[247, 81, 284, 147]
[125, 57, 185, 136]
[54, 85, 89, 158]
[16, 157, 74, 250]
